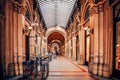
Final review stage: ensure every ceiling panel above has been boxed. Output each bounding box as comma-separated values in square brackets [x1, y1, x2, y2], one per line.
[37, 0, 76, 28]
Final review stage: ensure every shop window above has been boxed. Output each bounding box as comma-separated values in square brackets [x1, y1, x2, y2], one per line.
[115, 21, 120, 70]
[84, 6, 90, 21]
[114, 2, 120, 70]
[25, 9, 30, 21]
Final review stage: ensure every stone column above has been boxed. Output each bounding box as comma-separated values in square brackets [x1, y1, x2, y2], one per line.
[65, 39, 68, 57]
[13, 4, 19, 75]
[68, 37, 72, 58]
[72, 35, 76, 61]
[44, 37, 47, 53]
[17, 6, 26, 74]
[78, 27, 85, 64]
[103, 2, 111, 78]
[18, 13, 24, 74]
[98, 4, 104, 76]
[92, 5, 99, 75]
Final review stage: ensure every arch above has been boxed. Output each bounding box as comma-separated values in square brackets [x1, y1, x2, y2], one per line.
[47, 32, 65, 44]
[51, 43, 60, 52]
[25, 0, 33, 21]
[84, 5, 90, 21]
[45, 26, 67, 40]
[81, 0, 90, 23]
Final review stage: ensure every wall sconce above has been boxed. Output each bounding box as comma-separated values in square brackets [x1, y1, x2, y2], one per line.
[83, 27, 88, 30]
[28, 26, 32, 30]
[23, 28, 28, 34]
[90, 28, 94, 34]
[23, 25, 32, 34]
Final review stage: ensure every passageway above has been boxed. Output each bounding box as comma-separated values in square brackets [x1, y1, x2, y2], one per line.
[0, 0, 120, 79]
[47, 56, 98, 80]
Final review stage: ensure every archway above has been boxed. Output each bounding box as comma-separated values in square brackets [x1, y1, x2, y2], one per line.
[47, 32, 65, 55]
[46, 26, 67, 56]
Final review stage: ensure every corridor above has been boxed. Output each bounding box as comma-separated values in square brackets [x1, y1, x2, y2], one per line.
[47, 56, 98, 80]
[0, 0, 120, 79]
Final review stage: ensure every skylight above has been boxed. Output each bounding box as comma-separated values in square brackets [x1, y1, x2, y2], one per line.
[37, 0, 77, 28]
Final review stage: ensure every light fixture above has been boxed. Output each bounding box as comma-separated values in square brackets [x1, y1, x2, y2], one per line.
[83, 27, 88, 30]
[28, 26, 32, 30]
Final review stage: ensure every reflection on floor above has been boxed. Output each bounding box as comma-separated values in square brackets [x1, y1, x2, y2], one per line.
[47, 56, 99, 80]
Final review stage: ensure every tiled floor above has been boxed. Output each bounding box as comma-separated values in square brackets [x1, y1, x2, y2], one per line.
[5, 56, 112, 80]
[47, 56, 99, 80]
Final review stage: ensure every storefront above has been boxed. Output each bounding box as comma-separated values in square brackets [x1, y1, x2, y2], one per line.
[113, 1, 120, 78]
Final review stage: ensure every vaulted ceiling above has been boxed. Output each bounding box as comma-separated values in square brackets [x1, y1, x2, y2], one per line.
[37, 0, 77, 28]
[47, 32, 65, 44]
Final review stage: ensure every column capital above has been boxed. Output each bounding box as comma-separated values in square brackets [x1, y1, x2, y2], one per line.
[98, 4, 103, 12]
[9, 0, 26, 14]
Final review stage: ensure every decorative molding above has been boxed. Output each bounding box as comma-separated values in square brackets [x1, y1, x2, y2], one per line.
[99, 4, 103, 12]
[9, 0, 26, 14]
[93, 6, 99, 14]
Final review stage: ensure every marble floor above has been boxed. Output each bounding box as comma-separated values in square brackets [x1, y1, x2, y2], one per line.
[5, 56, 112, 80]
[47, 56, 99, 80]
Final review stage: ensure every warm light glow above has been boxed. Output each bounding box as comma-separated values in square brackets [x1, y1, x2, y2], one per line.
[116, 44, 119, 47]
[83, 27, 88, 30]
[28, 26, 32, 30]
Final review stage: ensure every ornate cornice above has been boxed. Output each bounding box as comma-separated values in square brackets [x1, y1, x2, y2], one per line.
[93, 5, 99, 14]
[90, 0, 106, 15]
[9, 0, 26, 14]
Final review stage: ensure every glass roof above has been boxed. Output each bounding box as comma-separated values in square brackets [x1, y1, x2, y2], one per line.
[37, 0, 77, 28]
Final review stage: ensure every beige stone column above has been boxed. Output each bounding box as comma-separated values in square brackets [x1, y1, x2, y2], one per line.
[41, 36, 45, 56]
[17, 13, 25, 74]
[13, 6, 19, 75]
[98, 4, 104, 76]
[65, 39, 68, 57]
[44, 37, 47, 53]
[68, 37, 72, 58]
[72, 35, 76, 61]
[78, 27, 85, 64]
[92, 5, 99, 75]
[103, 2, 112, 78]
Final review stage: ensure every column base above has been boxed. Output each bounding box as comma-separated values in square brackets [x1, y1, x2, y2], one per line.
[93, 63, 98, 75]
[71, 57, 76, 61]
[98, 63, 103, 76]
[103, 64, 110, 78]
[88, 63, 93, 73]
[8, 63, 15, 77]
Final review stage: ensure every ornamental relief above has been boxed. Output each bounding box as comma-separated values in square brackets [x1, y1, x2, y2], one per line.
[98, 4, 103, 12]
[10, 0, 26, 14]
[93, 6, 99, 14]
[90, 4, 103, 15]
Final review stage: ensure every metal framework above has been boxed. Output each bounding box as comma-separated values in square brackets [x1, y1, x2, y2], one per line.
[37, 0, 77, 28]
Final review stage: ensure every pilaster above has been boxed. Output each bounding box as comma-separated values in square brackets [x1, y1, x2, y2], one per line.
[92, 5, 99, 75]
[72, 33, 77, 61]
[98, 4, 104, 76]
[78, 27, 85, 64]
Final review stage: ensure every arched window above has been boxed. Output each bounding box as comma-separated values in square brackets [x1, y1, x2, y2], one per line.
[25, 8, 30, 21]
[84, 5, 90, 21]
